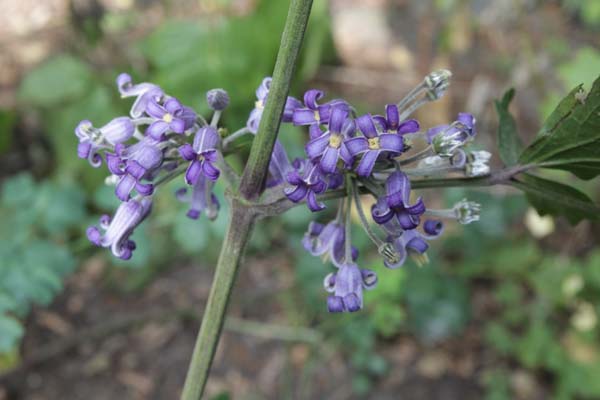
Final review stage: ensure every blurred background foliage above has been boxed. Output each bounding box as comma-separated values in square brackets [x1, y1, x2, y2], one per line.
[0, 0, 599, 399]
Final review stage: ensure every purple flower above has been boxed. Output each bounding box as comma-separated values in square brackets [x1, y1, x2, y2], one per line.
[292, 89, 350, 128]
[86, 198, 152, 260]
[372, 104, 420, 135]
[304, 105, 355, 174]
[426, 113, 476, 156]
[325, 263, 377, 313]
[107, 137, 164, 201]
[371, 171, 425, 230]
[345, 114, 405, 177]
[382, 219, 444, 269]
[246, 77, 302, 133]
[302, 220, 358, 267]
[116, 73, 163, 118]
[284, 160, 327, 212]
[266, 140, 293, 187]
[75, 117, 135, 167]
[176, 174, 220, 220]
[179, 126, 221, 184]
[145, 97, 195, 140]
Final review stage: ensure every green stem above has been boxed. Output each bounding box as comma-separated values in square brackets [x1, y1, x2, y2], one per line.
[239, 0, 314, 200]
[180, 1, 313, 398]
[181, 203, 254, 400]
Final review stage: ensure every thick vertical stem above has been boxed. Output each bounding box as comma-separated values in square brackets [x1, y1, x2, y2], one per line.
[180, 1, 314, 398]
[181, 203, 254, 400]
[239, 0, 314, 200]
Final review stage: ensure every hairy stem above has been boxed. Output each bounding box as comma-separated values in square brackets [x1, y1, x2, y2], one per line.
[180, 1, 313, 398]
[239, 0, 314, 200]
[181, 202, 254, 400]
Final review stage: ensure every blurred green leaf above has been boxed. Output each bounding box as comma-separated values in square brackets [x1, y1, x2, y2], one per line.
[511, 173, 599, 224]
[0, 108, 16, 154]
[0, 315, 24, 354]
[173, 210, 209, 255]
[520, 75, 600, 180]
[18, 55, 93, 107]
[495, 89, 523, 166]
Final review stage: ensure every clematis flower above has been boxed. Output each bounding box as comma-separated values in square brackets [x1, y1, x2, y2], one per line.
[284, 159, 328, 212]
[346, 114, 405, 177]
[246, 77, 302, 133]
[116, 73, 163, 118]
[75, 117, 135, 167]
[427, 113, 477, 157]
[176, 174, 220, 220]
[371, 171, 426, 230]
[86, 198, 152, 260]
[304, 105, 355, 174]
[324, 263, 378, 313]
[372, 104, 420, 135]
[107, 137, 164, 201]
[382, 219, 444, 269]
[302, 220, 358, 267]
[146, 97, 195, 140]
[292, 89, 350, 129]
[179, 126, 220, 184]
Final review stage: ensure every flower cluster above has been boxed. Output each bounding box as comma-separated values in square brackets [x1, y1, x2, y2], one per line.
[77, 69, 485, 313]
[78, 74, 227, 259]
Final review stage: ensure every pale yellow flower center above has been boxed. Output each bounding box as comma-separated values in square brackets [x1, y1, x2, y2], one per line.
[314, 110, 320, 122]
[329, 134, 342, 149]
[255, 100, 264, 110]
[368, 137, 381, 150]
[163, 113, 173, 123]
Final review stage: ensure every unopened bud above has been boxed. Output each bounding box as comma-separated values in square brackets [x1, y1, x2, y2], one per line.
[425, 69, 452, 100]
[453, 199, 481, 224]
[206, 88, 230, 111]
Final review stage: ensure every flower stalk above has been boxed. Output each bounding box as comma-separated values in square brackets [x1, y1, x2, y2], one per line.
[180, 1, 314, 398]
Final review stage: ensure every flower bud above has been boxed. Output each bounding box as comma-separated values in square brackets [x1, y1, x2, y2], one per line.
[206, 88, 230, 111]
[453, 199, 481, 224]
[424, 69, 452, 100]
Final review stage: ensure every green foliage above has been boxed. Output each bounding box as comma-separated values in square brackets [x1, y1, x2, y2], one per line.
[562, 1, 600, 28]
[0, 173, 86, 355]
[465, 240, 600, 400]
[403, 263, 470, 342]
[511, 173, 599, 224]
[494, 89, 523, 166]
[18, 55, 93, 107]
[520, 76, 600, 180]
[0, 108, 16, 154]
[495, 73, 600, 225]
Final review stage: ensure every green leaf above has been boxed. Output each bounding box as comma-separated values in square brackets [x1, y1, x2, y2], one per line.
[18, 55, 93, 107]
[495, 89, 523, 166]
[519, 75, 600, 179]
[510, 173, 600, 224]
[0, 315, 24, 354]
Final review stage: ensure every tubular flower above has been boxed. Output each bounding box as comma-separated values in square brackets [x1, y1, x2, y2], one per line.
[75, 117, 135, 167]
[292, 89, 350, 130]
[346, 113, 405, 177]
[302, 220, 358, 268]
[284, 159, 328, 212]
[371, 171, 426, 230]
[246, 77, 302, 133]
[145, 97, 195, 140]
[325, 263, 378, 313]
[86, 198, 153, 260]
[304, 105, 355, 174]
[382, 219, 444, 269]
[176, 174, 220, 220]
[179, 126, 221, 184]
